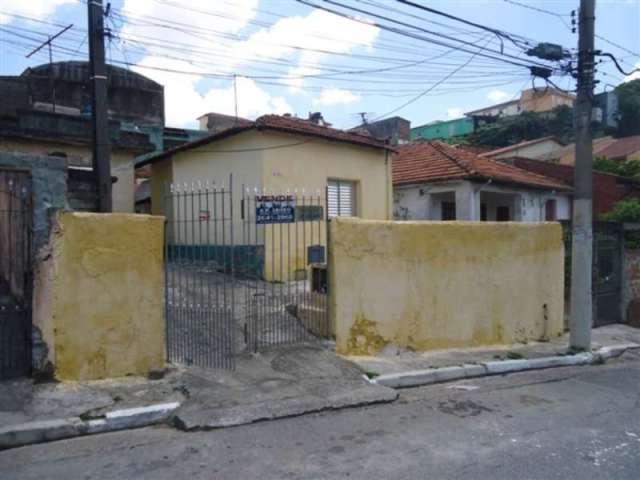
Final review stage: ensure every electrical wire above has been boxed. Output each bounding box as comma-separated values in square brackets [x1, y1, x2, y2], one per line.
[370, 36, 494, 121]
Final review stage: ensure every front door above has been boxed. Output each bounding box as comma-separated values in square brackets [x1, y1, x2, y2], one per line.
[0, 169, 33, 379]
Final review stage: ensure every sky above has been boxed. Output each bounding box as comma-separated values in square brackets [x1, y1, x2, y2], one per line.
[0, 0, 638, 130]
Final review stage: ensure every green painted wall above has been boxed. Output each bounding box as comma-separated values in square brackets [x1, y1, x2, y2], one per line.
[411, 117, 475, 141]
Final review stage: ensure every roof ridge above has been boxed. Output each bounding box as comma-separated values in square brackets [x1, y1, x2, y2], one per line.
[429, 141, 476, 176]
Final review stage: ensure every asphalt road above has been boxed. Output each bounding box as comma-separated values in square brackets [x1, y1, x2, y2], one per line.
[2, 350, 640, 480]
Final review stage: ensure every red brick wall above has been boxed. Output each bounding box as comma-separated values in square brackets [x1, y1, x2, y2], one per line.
[508, 157, 640, 216]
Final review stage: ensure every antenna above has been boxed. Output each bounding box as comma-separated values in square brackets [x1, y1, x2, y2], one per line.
[25, 24, 74, 114]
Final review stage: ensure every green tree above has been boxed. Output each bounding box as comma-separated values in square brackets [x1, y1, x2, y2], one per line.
[593, 156, 640, 178]
[601, 198, 640, 222]
[467, 106, 574, 147]
[615, 79, 640, 137]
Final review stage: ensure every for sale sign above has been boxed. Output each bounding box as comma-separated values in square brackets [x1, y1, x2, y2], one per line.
[255, 195, 296, 224]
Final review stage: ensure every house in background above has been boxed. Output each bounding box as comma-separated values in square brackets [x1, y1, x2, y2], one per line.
[0, 61, 160, 212]
[551, 135, 640, 165]
[466, 87, 575, 119]
[501, 156, 640, 216]
[197, 112, 252, 133]
[352, 116, 411, 145]
[411, 117, 475, 142]
[393, 141, 571, 222]
[480, 137, 566, 161]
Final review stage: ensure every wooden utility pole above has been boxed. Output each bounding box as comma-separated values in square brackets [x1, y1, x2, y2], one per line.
[88, 0, 112, 212]
[569, 0, 596, 350]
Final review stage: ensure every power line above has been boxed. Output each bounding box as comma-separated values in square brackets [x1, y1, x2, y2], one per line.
[370, 36, 494, 121]
[296, 0, 558, 71]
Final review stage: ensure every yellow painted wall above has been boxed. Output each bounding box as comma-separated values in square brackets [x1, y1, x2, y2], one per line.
[150, 158, 173, 216]
[0, 138, 136, 212]
[149, 129, 392, 281]
[261, 132, 391, 281]
[36, 211, 165, 380]
[330, 218, 565, 355]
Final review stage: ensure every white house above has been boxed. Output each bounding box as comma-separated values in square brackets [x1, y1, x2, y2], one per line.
[393, 141, 572, 222]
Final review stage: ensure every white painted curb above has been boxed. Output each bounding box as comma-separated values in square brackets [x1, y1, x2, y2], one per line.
[373, 343, 640, 389]
[0, 402, 180, 450]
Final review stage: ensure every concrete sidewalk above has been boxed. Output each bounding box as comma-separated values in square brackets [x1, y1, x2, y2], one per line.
[348, 324, 640, 378]
[0, 345, 396, 449]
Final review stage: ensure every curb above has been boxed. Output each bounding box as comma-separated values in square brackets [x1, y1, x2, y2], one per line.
[0, 402, 180, 451]
[373, 343, 639, 389]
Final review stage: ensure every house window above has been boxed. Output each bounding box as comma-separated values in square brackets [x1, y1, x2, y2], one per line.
[545, 199, 557, 221]
[441, 201, 456, 220]
[496, 206, 510, 221]
[327, 179, 356, 217]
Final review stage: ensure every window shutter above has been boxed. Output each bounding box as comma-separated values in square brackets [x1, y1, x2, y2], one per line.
[327, 180, 355, 217]
[327, 181, 339, 217]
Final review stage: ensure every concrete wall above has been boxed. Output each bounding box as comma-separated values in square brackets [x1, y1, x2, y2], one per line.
[330, 218, 565, 355]
[623, 247, 640, 327]
[489, 139, 564, 160]
[34, 212, 165, 380]
[0, 139, 136, 212]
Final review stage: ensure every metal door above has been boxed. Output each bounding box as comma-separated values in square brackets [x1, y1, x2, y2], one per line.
[593, 222, 623, 326]
[0, 169, 32, 379]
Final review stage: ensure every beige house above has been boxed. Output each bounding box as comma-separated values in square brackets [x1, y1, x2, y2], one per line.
[143, 114, 393, 219]
[480, 136, 566, 161]
[466, 88, 575, 118]
[140, 114, 393, 280]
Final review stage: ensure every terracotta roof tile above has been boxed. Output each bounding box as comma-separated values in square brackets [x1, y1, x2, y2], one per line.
[254, 115, 391, 150]
[393, 141, 571, 191]
[138, 114, 391, 166]
[597, 135, 640, 159]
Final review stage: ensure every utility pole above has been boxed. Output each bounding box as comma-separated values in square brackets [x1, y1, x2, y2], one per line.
[570, 0, 596, 351]
[88, 0, 112, 212]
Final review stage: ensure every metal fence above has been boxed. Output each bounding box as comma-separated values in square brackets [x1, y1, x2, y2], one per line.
[0, 169, 32, 379]
[163, 179, 331, 370]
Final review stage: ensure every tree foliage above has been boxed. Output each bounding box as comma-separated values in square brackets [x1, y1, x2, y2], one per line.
[615, 79, 640, 137]
[601, 198, 640, 222]
[593, 156, 640, 178]
[466, 105, 574, 147]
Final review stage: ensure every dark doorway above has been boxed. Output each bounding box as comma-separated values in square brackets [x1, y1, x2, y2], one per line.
[0, 169, 33, 379]
[496, 206, 510, 221]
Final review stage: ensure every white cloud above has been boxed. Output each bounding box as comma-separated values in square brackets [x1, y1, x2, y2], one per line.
[122, 0, 294, 127]
[312, 88, 360, 107]
[0, 0, 75, 24]
[231, 10, 380, 92]
[624, 63, 640, 82]
[487, 90, 511, 103]
[446, 108, 463, 119]
[133, 57, 291, 127]
[119, 4, 379, 126]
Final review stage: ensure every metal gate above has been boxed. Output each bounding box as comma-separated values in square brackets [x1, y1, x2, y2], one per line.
[240, 188, 329, 352]
[164, 179, 236, 369]
[163, 179, 331, 369]
[563, 221, 623, 327]
[0, 170, 33, 379]
[593, 222, 623, 326]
